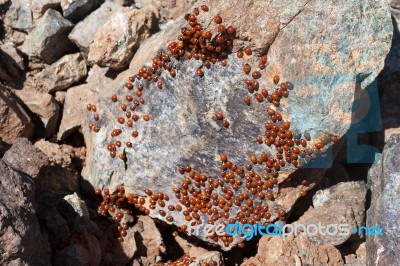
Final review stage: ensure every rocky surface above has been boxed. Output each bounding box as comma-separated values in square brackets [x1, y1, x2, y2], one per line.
[0, 87, 34, 144]
[57, 65, 112, 140]
[0, 42, 24, 82]
[313, 181, 367, 229]
[22, 9, 75, 64]
[61, 0, 101, 23]
[15, 89, 60, 137]
[33, 141, 81, 203]
[87, 5, 159, 70]
[242, 234, 344, 266]
[68, 1, 126, 57]
[33, 53, 88, 93]
[366, 134, 400, 266]
[82, 0, 392, 249]
[0, 0, 399, 264]
[3, 137, 49, 178]
[0, 159, 51, 265]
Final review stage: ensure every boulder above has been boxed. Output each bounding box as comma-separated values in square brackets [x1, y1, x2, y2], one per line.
[61, 0, 101, 23]
[33, 140, 80, 201]
[57, 65, 112, 140]
[34, 53, 88, 93]
[81, 0, 392, 250]
[22, 9, 75, 64]
[3, 0, 33, 31]
[242, 233, 344, 266]
[131, 216, 165, 265]
[312, 181, 367, 228]
[15, 89, 60, 137]
[0, 42, 24, 82]
[87, 5, 159, 70]
[366, 134, 400, 266]
[0, 87, 34, 145]
[68, 1, 127, 57]
[3, 137, 49, 178]
[0, 159, 51, 265]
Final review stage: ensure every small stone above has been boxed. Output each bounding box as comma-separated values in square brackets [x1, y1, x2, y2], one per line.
[57, 193, 90, 232]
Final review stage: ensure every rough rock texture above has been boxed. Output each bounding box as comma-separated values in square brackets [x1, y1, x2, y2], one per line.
[0, 87, 34, 144]
[31, 0, 61, 19]
[68, 1, 126, 57]
[366, 134, 400, 266]
[140, 0, 196, 23]
[3, 137, 49, 178]
[22, 9, 75, 64]
[61, 0, 101, 23]
[0, 159, 51, 265]
[0, 43, 24, 70]
[34, 53, 88, 93]
[313, 181, 367, 228]
[380, 0, 400, 143]
[174, 235, 224, 265]
[82, 0, 392, 249]
[242, 234, 344, 266]
[3, 0, 33, 32]
[295, 204, 357, 246]
[34, 140, 81, 202]
[87, 5, 159, 70]
[15, 89, 60, 137]
[131, 216, 166, 265]
[58, 193, 91, 232]
[100, 215, 164, 265]
[35, 139, 84, 168]
[57, 65, 112, 140]
[0, 43, 24, 82]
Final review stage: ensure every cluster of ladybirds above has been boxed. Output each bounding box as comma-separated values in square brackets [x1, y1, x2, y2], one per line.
[90, 4, 338, 251]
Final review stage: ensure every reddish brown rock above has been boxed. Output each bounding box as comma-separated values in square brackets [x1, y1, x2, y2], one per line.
[242, 234, 344, 266]
[3, 138, 48, 178]
[0, 87, 34, 145]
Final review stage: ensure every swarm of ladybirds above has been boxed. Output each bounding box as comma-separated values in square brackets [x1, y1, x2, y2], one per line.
[88, 4, 338, 251]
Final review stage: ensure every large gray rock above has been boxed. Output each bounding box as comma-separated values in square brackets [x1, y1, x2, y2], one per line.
[22, 9, 75, 64]
[0, 86, 34, 145]
[87, 5, 159, 70]
[366, 134, 400, 266]
[34, 53, 88, 93]
[0, 159, 51, 265]
[68, 1, 126, 57]
[82, 0, 392, 249]
[15, 89, 61, 137]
